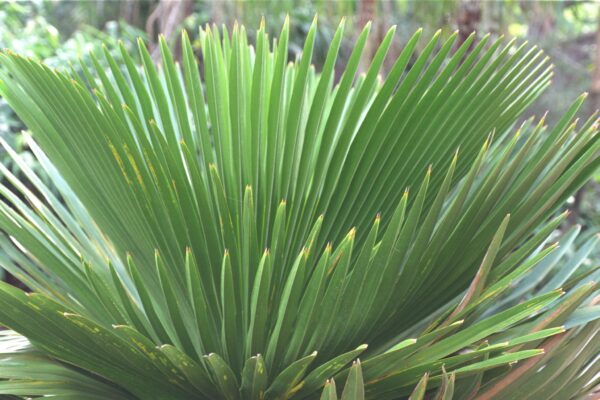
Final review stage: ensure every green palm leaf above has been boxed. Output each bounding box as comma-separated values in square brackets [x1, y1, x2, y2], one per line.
[0, 18, 598, 399]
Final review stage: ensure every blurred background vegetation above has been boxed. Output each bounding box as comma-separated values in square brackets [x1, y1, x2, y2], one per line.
[0, 0, 599, 285]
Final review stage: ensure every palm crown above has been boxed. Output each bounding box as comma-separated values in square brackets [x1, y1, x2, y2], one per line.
[0, 17, 598, 399]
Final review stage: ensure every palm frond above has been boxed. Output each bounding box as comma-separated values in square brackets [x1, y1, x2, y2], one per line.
[0, 18, 598, 399]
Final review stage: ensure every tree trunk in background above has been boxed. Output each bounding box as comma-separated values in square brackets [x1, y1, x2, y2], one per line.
[120, 0, 141, 27]
[146, 0, 193, 61]
[525, 1, 555, 42]
[590, 13, 600, 114]
[457, 0, 481, 49]
[357, 0, 377, 73]
[569, 12, 600, 226]
[211, 1, 224, 26]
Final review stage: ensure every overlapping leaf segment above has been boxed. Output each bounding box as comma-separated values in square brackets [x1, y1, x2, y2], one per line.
[0, 17, 598, 399]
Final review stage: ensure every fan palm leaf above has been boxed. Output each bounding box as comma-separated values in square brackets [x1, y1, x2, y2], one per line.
[0, 18, 598, 399]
